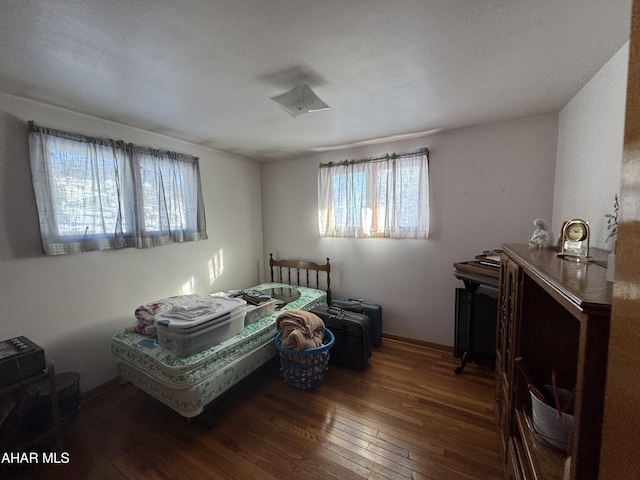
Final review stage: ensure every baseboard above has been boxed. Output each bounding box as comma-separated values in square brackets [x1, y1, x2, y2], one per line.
[381, 333, 453, 353]
[82, 377, 121, 404]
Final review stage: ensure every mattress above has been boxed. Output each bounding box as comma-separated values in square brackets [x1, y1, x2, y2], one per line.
[111, 282, 327, 417]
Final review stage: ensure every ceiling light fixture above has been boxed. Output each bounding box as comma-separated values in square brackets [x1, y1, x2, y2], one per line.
[269, 84, 330, 117]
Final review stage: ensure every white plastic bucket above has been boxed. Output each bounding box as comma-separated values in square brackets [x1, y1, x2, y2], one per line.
[530, 386, 574, 450]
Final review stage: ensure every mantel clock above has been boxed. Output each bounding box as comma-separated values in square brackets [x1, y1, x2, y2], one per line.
[557, 219, 593, 261]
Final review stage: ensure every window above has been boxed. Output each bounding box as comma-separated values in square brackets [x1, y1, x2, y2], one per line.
[29, 122, 207, 255]
[318, 148, 429, 239]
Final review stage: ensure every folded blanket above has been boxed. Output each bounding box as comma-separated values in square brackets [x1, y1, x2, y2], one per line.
[129, 294, 204, 335]
[160, 299, 226, 320]
[276, 309, 325, 351]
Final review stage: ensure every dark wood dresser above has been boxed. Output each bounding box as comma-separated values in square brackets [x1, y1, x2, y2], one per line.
[495, 244, 612, 479]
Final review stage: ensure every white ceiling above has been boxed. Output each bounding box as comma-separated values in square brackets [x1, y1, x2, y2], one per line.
[0, 0, 632, 161]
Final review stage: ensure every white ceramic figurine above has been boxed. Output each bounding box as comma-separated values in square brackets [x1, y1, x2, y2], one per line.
[528, 218, 555, 248]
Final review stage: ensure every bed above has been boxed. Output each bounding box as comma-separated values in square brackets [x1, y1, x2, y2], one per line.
[110, 255, 331, 417]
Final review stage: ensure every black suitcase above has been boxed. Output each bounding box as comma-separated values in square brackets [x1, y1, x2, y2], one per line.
[331, 299, 382, 346]
[310, 306, 372, 370]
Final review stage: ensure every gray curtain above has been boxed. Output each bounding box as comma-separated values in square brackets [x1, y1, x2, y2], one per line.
[29, 122, 207, 255]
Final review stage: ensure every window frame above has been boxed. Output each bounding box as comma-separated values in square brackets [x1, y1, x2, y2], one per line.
[29, 122, 207, 255]
[318, 148, 429, 239]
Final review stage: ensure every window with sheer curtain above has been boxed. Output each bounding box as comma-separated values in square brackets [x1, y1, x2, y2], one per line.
[318, 148, 429, 239]
[28, 122, 207, 255]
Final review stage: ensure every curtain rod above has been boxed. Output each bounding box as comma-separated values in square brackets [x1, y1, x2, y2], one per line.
[318, 147, 428, 168]
[28, 121, 199, 162]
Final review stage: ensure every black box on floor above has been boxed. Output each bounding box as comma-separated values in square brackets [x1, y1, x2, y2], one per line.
[454, 287, 497, 360]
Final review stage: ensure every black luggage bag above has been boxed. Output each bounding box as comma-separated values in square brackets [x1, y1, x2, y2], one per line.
[331, 299, 382, 346]
[310, 305, 372, 370]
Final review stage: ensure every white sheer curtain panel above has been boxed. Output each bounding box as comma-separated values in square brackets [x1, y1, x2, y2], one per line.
[29, 122, 207, 255]
[318, 148, 429, 239]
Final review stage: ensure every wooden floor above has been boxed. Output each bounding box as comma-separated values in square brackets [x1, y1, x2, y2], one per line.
[3, 339, 503, 480]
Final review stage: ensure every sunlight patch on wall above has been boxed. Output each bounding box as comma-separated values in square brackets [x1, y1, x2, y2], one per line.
[208, 249, 225, 286]
[180, 276, 196, 295]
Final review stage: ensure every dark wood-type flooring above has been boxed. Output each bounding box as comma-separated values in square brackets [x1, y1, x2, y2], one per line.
[3, 338, 503, 480]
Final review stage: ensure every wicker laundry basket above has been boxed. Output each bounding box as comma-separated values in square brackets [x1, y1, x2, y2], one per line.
[274, 329, 335, 390]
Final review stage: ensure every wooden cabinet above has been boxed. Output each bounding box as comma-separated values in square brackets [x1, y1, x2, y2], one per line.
[495, 254, 521, 462]
[496, 244, 612, 480]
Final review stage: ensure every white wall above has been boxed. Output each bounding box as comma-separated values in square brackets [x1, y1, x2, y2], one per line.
[0, 94, 264, 392]
[261, 114, 559, 346]
[552, 43, 629, 249]
[2, 38, 625, 392]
